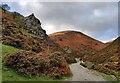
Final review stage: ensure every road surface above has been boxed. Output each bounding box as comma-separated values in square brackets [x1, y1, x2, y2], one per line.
[68, 61, 106, 81]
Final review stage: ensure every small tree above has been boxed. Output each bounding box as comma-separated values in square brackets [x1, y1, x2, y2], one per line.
[1, 4, 10, 12]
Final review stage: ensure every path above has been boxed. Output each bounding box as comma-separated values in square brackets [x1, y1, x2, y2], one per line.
[68, 61, 106, 81]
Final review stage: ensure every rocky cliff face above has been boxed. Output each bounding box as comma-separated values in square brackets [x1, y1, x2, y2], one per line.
[21, 13, 48, 40]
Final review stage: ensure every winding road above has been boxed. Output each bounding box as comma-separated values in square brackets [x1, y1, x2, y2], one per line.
[67, 61, 106, 81]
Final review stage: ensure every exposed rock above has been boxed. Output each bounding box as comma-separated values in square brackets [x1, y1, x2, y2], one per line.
[80, 61, 94, 69]
[2, 9, 77, 79]
[63, 46, 72, 54]
[21, 13, 48, 40]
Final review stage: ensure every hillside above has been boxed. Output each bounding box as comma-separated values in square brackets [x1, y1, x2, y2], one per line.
[49, 30, 120, 80]
[49, 30, 107, 57]
[1, 5, 119, 81]
[1, 7, 76, 80]
[84, 37, 120, 76]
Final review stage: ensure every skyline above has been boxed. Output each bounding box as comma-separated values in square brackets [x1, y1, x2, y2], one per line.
[1, 1, 119, 43]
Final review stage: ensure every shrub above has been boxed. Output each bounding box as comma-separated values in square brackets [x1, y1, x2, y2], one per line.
[4, 51, 70, 78]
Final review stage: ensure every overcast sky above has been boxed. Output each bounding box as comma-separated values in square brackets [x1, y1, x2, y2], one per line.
[1, 1, 119, 43]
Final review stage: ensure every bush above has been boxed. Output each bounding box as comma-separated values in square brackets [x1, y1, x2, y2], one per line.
[93, 64, 114, 75]
[65, 56, 77, 64]
[4, 51, 70, 78]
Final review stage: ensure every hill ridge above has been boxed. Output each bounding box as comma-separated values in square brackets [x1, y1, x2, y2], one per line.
[49, 30, 105, 44]
[49, 30, 107, 57]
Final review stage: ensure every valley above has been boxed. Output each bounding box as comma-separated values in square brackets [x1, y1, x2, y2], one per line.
[0, 4, 120, 82]
[69, 61, 116, 81]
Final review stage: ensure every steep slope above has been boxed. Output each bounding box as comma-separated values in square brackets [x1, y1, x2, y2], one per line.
[84, 37, 120, 75]
[1, 7, 76, 79]
[105, 40, 113, 46]
[49, 30, 106, 57]
[21, 13, 48, 40]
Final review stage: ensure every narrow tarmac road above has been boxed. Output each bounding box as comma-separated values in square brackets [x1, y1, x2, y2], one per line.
[68, 61, 106, 81]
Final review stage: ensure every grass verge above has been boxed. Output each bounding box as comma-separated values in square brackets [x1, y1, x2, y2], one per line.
[1, 43, 71, 81]
[2, 43, 53, 81]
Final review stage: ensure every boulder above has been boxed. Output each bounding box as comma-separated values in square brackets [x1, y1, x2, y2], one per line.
[80, 61, 94, 69]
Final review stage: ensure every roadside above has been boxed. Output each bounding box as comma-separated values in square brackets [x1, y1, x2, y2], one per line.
[66, 61, 117, 81]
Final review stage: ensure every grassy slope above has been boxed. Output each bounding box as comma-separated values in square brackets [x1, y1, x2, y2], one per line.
[2, 43, 72, 81]
[1, 43, 53, 81]
[1, 8, 72, 81]
[0, 43, 2, 82]
[2, 21, 71, 81]
[19, 28, 37, 37]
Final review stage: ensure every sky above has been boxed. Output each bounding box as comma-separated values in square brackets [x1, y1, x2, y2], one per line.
[1, 1, 119, 43]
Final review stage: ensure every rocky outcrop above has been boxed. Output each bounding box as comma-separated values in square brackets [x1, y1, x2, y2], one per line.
[21, 13, 48, 40]
[2, 9, 76, 79]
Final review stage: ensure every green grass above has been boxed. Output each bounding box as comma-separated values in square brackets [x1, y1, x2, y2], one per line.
[92, 68, 118, 82]
[0, 42, 2, 82]
[2, 65, 52, 81]
[114, 71, 120, 83]
[100, 72, 119, 83]
[2, 43, 21, 58]
[102, 74, 120, 83]
[102, 74, 116, 81]
[1, 43, 71, 81]
[19, 28, 37, 37]
[1, 43, 53, 81]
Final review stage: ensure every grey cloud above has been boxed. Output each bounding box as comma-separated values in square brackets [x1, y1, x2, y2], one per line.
[7, 2, 118, 42]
